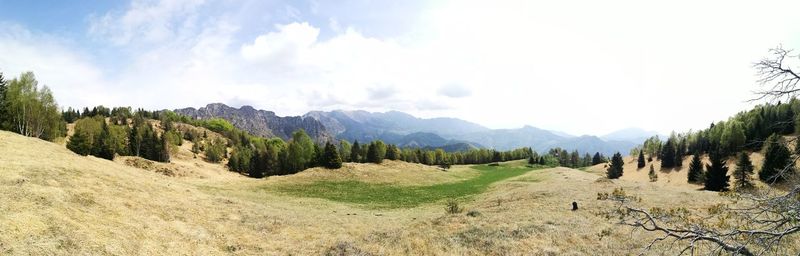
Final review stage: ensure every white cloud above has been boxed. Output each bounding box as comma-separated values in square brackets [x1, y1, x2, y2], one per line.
[0, 24, 110, 109]
[89, 0, 206, 45]
[6, 0, 800, 137]
[438, 84, 471, 98]
[240, 22, 319, 65]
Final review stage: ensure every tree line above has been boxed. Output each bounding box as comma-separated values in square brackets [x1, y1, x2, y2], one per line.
[620, 99, 800, 191]
[0, 72, 65, 141]
[528, 148, 608, 168]
[226, 129, 535, 178]
[0, 70, 538, 178]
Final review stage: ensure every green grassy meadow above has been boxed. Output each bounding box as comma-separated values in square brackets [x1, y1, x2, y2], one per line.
[269, 162, 542, 209]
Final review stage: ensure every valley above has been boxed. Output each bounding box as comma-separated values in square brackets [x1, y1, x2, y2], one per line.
[2, 2, 800, 254]
[4, 129, 794, 255]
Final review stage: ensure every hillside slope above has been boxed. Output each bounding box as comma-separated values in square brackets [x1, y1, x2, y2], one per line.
[585, 153, 769, 189]
[3, 131, 794, 254]
[176, 103, 332, 142]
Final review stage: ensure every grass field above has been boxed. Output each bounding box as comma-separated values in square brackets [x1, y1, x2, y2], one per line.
[4, 130, 800, 255]
[270, 162, 541, 208]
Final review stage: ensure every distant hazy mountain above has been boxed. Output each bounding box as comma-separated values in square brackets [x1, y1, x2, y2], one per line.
[176, 104, 638, 155]
[548, 130, 575, 138]
[601, 127, 661, 145]
[451, 125, 562, 151]
[304, 110, 639, 155]
[175, 103, 333, 142]
[452, 127, 634, 156]
[550, 135, 636, 156]
[422, 142, 480, 152]
[303, 110, 487, 148]
[304, 110, 489, 137]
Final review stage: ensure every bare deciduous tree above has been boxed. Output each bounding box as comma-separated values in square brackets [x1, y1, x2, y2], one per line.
[753, 46, 800, 102]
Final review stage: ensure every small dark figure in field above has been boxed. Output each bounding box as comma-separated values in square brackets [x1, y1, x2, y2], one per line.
[572, 201, 578, 211]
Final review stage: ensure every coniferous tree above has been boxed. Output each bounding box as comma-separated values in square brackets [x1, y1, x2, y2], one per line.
[350, 140, 361, 163]
[637, 150, 646, 169]
[687, 152, 704, 183]
[129, 124, 141, 156]
[760, 134, 794, 183]
[675, 148, 683, 168]
[385, 144, 398, 160]
[592, 152, 604, 165]
[67, 130, 92, 156]
[606, 152, 624, 179]
[312, 143, 323, 167]
[492, 151, 502, 163]
[648, 164, 658, 182]
[660, 140, 676, 168]
[733, 151, 755, 190]
[248, 150, 266, 178]
[704, 149, 730, 192]
[159, 132, 170, 163]
[323, 141, 343, 169]
[96, 121, 116, 160]
[366, 142, 385, 164]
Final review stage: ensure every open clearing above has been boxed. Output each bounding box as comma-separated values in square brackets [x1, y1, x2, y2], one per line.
[265, 163, 541, 209]
[2, 130, 799, 255]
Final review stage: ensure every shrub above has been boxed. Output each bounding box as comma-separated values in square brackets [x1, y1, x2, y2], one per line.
[205, 138, 226, 163]
[445, 199, 462, 214]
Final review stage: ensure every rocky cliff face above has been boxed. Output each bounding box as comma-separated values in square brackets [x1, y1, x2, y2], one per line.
[175, 103, 333, 142]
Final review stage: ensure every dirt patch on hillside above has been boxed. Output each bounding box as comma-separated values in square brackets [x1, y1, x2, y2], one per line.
[119, 156, 203, 178]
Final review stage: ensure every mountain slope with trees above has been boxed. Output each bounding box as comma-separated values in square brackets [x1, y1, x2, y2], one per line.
[176, 103, 333, 142]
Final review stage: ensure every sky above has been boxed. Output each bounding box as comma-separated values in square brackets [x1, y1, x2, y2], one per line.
[1, 0, 799, 136]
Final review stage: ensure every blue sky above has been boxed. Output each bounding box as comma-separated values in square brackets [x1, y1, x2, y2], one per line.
[1, 0, 799, 136]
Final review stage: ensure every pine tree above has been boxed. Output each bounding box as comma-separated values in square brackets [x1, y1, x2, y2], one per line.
[129, 125, 141, 156]
[159, 132, 170, 163]
[323, 141, 343, 169]
[248, 150, 265, 178]
[67, 131, 92, 156]
[704, 150, 730, 191]
[606, 152, 624, 179]
[367, 142, 383, 164]
[592, 152, 602, 165]
[96, 122, 116, 160]
[385, 144, 398, 160]
[637, 150, 646, 169]
[312, 143, 323, 167]
[660, 140, 676, 168]
[687, 152, 704, 183]
[733, 152, 755, 190]
[760, 134, 794, 183]
[528, 155, 537, 165]
[350, 140, 361, 163]
[648, 164, 658, 182]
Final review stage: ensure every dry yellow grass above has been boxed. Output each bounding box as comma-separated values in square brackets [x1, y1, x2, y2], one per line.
[584, 152, 775, 190]
[266, 160, 479, 186]
[1, 130, 796, 255]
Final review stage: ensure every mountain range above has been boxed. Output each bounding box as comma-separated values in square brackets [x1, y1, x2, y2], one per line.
[175, 103, 655, 155]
